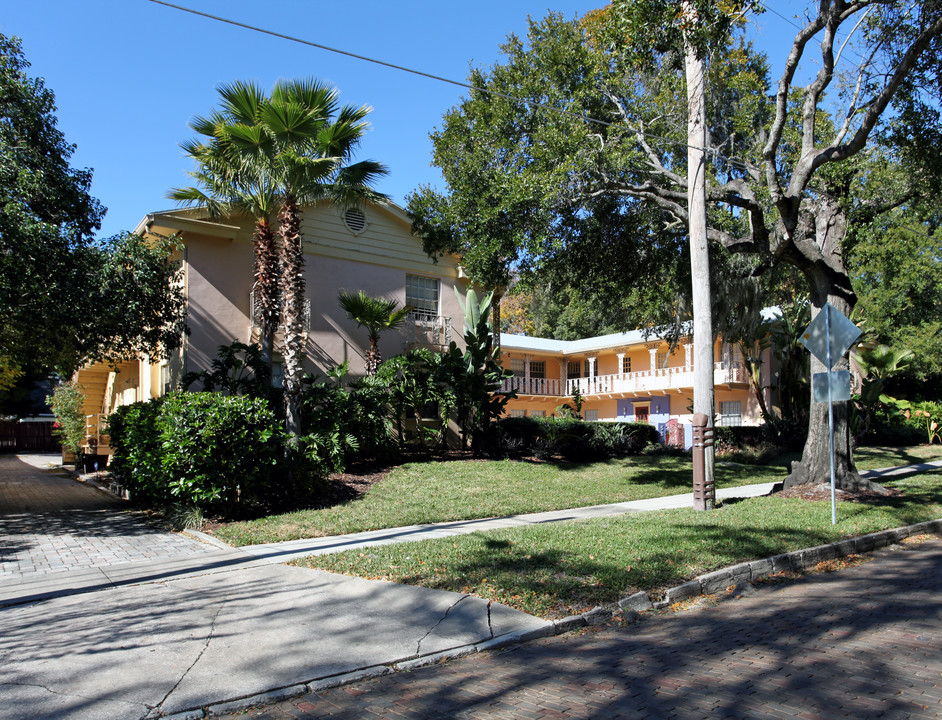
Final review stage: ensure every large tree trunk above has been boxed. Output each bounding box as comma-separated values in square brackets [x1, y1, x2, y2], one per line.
[280, 194, 305, 437]
[683, 3, 715, 506]
[253, 218, 280, 375]
[783, 200, 887, 493]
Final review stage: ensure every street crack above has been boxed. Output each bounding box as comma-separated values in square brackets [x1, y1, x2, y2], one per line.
[149, 603, 223, 718]
[0, 681, 146, 711]
[415, 594, 471, 656]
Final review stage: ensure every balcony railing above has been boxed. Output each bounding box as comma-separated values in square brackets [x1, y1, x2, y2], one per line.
[502, 377, 568, 396]
[502, 362, 746, 397]
[401, 313, 452, 349]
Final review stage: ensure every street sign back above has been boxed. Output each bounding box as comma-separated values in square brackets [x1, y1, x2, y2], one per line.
[800, 303, 861, 369]
[812, 370, 852, 402]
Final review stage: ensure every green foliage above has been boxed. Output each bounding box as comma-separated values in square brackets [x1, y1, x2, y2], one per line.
[181, 341, 272, 397]
[83, 232, 189, 367]
[108, 393, 286, 513]
[299, 362, 394, 472]
[338, 290, 411, 375]
[768, 300, 811, 428]
[47, 381, 86, 454]
[901, 401, 942, 445]
[480, 416, 658, 461]
[407, 12, 778, 339]
[447, 288, 514, 450]
[849, 210, 942, 381]
[173, 78, 390, 435]
[851, 343, 915, 441]
[555, 388, 584, 420]
[376, 348, 455, 451]
[1, 36, 186, 375]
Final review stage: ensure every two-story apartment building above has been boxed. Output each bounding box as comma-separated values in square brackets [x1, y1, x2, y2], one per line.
[499, 328, 773, 445]
[75, 200, 467, 452]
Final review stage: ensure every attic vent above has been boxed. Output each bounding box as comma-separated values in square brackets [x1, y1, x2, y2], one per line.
[342, 207, 367, 235]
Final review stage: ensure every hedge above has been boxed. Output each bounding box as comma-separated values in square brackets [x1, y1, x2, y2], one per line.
[108, 392, 287, 512]
[481, 416, 660, 461]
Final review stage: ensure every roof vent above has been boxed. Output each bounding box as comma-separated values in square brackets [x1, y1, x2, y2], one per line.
[342, 207, 367, 235]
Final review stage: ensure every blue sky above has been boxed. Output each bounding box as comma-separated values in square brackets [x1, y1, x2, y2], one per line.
[3, 1, 803, 240]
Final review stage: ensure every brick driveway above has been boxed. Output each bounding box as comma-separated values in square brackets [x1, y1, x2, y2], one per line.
[0, 454, 218, 577]
[224, 537, 942, 720]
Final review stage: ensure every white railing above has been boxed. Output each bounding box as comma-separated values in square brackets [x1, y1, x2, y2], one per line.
[502, 376, 567, 396]
[501, 362, 747, 397]
[401, 313, 452, 349]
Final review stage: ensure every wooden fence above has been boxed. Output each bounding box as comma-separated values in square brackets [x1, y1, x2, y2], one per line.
[0, 421, 61, 453]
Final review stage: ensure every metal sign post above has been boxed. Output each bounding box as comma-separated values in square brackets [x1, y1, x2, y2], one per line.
[825, 309, 836, 525]
[800, 303, 861, 525]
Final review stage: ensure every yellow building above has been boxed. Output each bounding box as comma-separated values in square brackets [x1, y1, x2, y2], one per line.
[75, 200, 467, 455]
[499, 328, 774, 446]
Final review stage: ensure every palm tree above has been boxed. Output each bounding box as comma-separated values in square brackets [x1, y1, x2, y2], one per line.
[259, 79, 388, 434]
[173, 79, 389, 436]
[338, 290, 412, 375]
[169, 81, 281, 371]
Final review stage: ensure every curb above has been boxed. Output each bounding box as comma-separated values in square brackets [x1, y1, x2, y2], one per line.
[154, 518, 942, 718]
[648, 518, 942, 609]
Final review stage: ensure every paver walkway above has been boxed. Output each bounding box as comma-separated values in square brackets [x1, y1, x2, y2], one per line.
[221, 536, 942, 720]
[0, 454, 219, 578]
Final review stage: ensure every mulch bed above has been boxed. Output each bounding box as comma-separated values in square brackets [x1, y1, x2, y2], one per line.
[776, 483, 903, 504]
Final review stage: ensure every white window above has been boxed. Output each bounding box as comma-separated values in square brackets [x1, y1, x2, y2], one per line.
[719, 401, 742, 427]
[530, 361, 546, 379]
[584, 409, 599, 422]
[509, 409, 526, 418]
[509, 359, 525, 377]
[583, 360, 596, 378]
[657, 351, 670, 369]
[622, 356, 632, 373]
[406, 275, 440, 319]
[530, 409, 546, 418]
[567, 360, 581, 379]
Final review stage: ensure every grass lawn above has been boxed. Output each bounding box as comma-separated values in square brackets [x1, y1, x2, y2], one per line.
[210, 444, 941, 547]
[298, 468, 942, 619]
[210, 454, 788, 546]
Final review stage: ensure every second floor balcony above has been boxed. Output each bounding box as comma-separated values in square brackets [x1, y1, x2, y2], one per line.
[401, 312, 453, 350]
[501, 362, 747, 398]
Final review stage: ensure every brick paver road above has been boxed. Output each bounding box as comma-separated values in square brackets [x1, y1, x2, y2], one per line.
[224, 537, 942, 720]
[0, 454, 218, 577]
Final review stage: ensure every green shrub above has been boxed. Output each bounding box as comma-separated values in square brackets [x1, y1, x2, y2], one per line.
[108, 398, 164, 498]
[300, 363, 396, 471]
[483, 417, 657, 461]
[109, 392, 286, 513]
[48, 381, 87, 455]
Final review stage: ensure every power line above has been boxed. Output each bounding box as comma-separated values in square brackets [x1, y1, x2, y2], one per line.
[147, 0, 935, 241]
[144, 0, 707, 155]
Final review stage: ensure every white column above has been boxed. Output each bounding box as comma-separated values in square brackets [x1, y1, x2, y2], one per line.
[648, 345, 658, 371]
[616, 352, 625, 380]
[684, 343, 693, 370]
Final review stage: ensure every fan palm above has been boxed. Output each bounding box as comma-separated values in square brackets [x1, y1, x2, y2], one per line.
[173, 78, 389, 435]
[257, 78, 389, 433]
[169, 81, 281, 370]
[338, 290, 412, 375]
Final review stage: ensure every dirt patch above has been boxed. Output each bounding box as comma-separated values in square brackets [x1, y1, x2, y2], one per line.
[776, 483, 903, 503]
